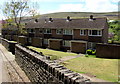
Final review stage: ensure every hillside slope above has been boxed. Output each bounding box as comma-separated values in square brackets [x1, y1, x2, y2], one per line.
[41, 12, 118, 20]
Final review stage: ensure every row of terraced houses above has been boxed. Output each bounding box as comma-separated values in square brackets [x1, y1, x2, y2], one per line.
[2, 15, 108, 53]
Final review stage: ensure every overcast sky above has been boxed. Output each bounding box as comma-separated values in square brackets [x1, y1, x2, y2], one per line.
[0, 0, 119, 20]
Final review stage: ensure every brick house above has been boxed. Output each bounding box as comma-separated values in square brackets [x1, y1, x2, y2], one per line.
[2, 15, 108, 53]
[23, 15, 108, 53]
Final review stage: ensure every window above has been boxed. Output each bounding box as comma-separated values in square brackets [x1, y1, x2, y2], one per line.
[39, 29, 43, 33]
[88, 30, 102, 36]
[44, 29, 51, 34]
[28, 29, 35, 33]
[63, 40, 70, 47]
[29, 38, 32, 43]
[80, 29, 86, 35]
[56, 29, 62, 34]
[44, 39, 48, 44]
[63, 29, 73, 35]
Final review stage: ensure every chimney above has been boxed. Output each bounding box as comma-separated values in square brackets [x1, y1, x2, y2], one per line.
[66, 16, 71, 22]
[45, 19, 47, 23]
[35, 19, 38, 23]
[49, 17, 53, 22]
[90, 15, 93, 19]
[89, 15, 95, 21]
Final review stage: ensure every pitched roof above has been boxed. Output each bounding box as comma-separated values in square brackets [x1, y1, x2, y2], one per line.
[25, 17, 108, 29]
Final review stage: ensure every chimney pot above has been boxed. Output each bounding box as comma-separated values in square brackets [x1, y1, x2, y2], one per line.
[35, 19, 38, 23]
[49, 17, 53, 22]
[90, 15, 93, 19]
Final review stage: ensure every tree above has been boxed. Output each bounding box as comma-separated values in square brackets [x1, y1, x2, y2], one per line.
[2, 0, 40, 34]
[2, 0, 30, 29]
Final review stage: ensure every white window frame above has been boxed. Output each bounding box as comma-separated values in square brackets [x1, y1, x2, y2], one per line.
[44, 28, 51, 34]
[80, 29, 86, 35]
[63, 40, 71, 47]
[63, 29, 73, 35]
[44, 39, 48, 44]
[56, 29, 62, 34]
[88, 30, 102, 36]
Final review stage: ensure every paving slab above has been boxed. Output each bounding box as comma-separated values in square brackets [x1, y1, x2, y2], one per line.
[0, 44, 30, 83]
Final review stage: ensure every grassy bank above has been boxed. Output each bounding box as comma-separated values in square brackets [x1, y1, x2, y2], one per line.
[27, 46, 78, 60]
[62, 56, 118, 82]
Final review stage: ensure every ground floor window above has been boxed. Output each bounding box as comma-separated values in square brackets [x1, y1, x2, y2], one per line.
[63, 40, 70, 47]
[88, 42, 96, 49]
[44, 39, 48, 44]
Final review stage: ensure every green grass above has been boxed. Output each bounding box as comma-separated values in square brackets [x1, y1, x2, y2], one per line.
[27, 46, 78, 60]
[41, 12, 118, 19]
[62, 56, 118, 82]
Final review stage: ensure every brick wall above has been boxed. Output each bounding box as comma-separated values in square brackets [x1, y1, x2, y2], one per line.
[15, 44, 90, 83]
[96, 43, 120, 59]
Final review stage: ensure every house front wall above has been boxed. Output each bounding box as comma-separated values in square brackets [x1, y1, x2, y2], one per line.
[51, 29, 63, 39]
[73, 29, 88, 40]
[88, 36, 102, 43]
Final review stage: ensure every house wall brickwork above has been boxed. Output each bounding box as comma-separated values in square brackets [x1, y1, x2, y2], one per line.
[73, 29, 88, 40]
[15, 44, 90, 83]
[51, 29, 63, 39]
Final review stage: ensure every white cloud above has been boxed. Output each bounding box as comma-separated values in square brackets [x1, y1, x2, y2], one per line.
[84, 0, 118, 12]
[110, 0, 120, 3]
[30, 0, 82, 2]
[45, 0, 118, 14]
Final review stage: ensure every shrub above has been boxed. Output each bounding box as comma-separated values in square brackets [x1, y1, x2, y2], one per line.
[86, 49, 96, 55]
[86, 49, 92, 55]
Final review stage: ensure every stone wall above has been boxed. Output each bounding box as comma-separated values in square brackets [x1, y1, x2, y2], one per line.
[15, 44, 90, 84]
[1, 37, 17, 54]
[96, 43, 120, 59]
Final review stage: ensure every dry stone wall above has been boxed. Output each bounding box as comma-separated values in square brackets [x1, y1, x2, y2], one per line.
[15, 44, 91, 84]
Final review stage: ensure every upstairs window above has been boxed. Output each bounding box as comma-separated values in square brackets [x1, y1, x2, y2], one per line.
[56, 29, 62, 34]
[63, 40, 70, 47]
[44, 29, 51, 34]
[63, 29, 73, 35]
[80, 29, 86, 35]
[89, 30, 102, 36]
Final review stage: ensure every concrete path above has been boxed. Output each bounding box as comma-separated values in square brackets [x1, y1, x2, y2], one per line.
[0, 44, 30, 83]
[59, 54, 84, 62]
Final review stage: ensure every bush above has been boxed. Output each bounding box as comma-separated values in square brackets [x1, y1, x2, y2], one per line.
[86, 49, 96, 55]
